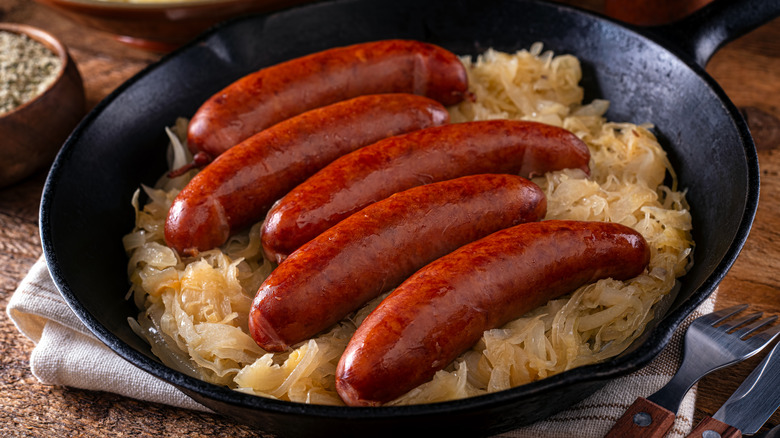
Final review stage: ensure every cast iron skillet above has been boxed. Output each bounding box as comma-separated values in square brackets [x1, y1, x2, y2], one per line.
[40, 0, 777, 436]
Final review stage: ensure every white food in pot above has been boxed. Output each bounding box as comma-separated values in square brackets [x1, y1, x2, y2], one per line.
[122, 43, 694, 406]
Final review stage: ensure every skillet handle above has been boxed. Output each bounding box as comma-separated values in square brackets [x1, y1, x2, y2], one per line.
[604, 397, 676, 438]
[643, 0, 780, 67]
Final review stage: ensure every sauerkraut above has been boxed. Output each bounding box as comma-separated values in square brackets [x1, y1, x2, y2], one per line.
[123, 43, 694, 406]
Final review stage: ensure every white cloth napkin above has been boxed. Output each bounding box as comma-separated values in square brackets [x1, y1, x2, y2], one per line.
[7, 256, 713, 437]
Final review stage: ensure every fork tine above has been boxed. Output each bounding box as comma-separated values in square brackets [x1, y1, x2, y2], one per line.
[695, 304, 749, 326]
[743, 317, 780, 346]
[719, 312, 763, 332]
[733, 314, 778, 339]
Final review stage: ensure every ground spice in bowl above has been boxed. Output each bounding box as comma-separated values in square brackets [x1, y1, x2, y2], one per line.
[0, 30, 63, 115]
[0, 23, 84, 188]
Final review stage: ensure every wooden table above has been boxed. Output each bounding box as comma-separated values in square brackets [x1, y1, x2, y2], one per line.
[1, 1, 778, 436]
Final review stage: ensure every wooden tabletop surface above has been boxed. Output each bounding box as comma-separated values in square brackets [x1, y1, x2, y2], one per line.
[1, 0, 779, 436]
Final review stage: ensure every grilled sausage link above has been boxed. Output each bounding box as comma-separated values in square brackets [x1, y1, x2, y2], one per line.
[165, 94, 449, 256]
[187, 39, 469, 159]
[336, 220, 651, 406]
[261, 120, 590, 264]
[249, 174, 548, 352]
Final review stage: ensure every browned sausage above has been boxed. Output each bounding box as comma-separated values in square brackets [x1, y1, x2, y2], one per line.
[335, 220, 651, 406]
[165, 94, 449, 256]
[261, 120, 590, 264]
[186, 39, 469, 160]
[249, 174, 547, 352]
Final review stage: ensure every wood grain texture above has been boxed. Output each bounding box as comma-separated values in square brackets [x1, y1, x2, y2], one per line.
[686, 417, 742, 438]
[0, 0, 778, 437]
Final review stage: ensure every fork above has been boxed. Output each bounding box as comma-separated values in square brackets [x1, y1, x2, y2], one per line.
[604, 304, 780, 438]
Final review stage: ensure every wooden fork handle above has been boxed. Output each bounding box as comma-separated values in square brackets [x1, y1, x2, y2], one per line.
[686, 417, 742, 438]
[604, 397, 676, 438]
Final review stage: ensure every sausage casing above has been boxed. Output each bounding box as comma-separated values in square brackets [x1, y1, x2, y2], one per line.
[249, 174, 547, 352]
[261, 119, 590, 264]
[335, 220, 651, 406]
[165, 93, 449, 256]
[187, 39, 469, 158]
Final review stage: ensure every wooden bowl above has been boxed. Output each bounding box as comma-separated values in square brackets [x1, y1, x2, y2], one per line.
[0, 24, 85, 189]
[31, 0, 314, 52]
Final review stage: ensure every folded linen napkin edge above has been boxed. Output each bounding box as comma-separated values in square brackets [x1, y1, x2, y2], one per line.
[6, 256, 712, 437]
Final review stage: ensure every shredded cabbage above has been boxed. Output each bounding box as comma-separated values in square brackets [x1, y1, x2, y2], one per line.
[124, 45, 694, 405]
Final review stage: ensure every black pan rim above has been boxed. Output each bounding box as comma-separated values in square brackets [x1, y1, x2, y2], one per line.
[39, 0, 760, 421]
